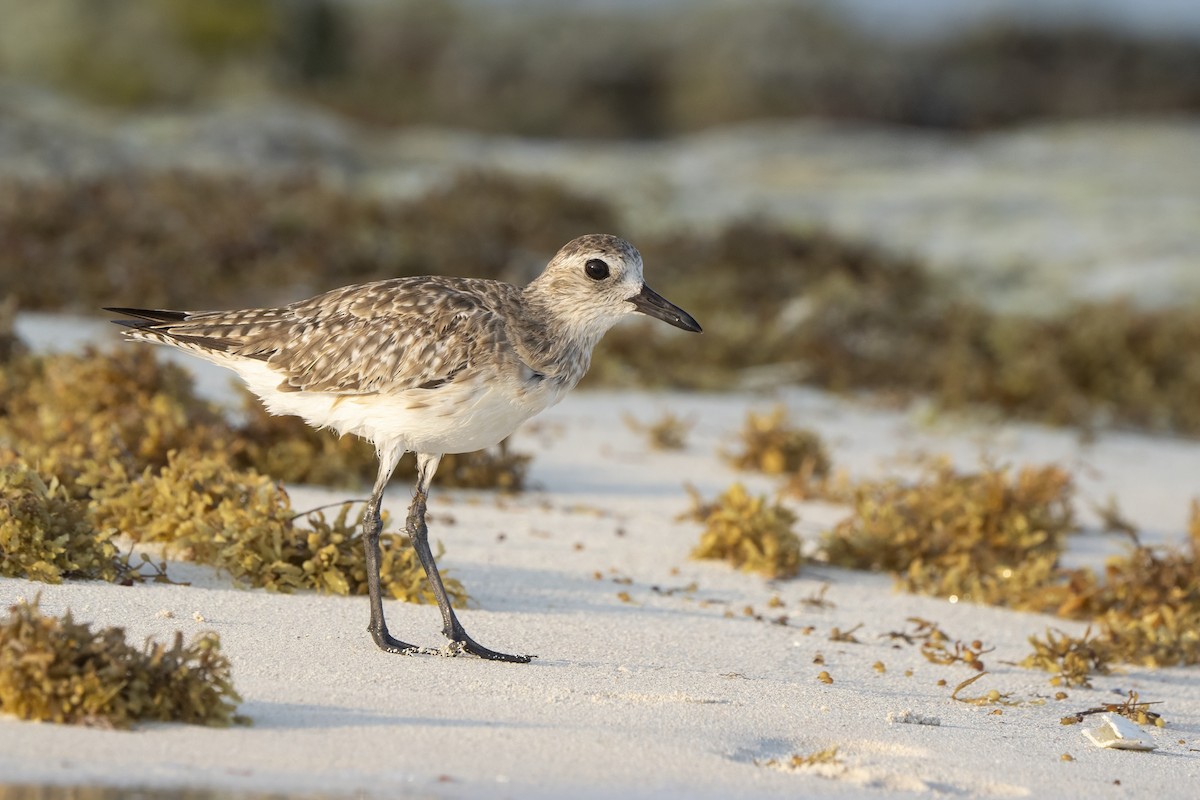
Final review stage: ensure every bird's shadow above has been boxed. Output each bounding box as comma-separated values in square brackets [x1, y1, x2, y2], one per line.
[242, 700, 553, 732]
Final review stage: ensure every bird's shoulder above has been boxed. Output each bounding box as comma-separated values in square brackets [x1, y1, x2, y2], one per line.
[294, 276, 518, 321]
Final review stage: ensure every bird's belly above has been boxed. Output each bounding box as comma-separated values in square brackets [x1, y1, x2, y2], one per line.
[343, 384, 540, 454]
[239, 362, 564, 455]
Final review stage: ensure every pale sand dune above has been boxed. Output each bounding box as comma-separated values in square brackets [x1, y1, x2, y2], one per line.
[1, 321, 1199, 798]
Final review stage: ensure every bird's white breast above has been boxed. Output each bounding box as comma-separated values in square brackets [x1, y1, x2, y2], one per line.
[230, 358, 567, 456]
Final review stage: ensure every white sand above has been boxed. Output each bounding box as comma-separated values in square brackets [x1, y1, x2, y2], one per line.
[2, 321, 1199, 798]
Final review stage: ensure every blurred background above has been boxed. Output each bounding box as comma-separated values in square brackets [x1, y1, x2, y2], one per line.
[2, 0, 1199, 433]
[4, 0, 1200, 135]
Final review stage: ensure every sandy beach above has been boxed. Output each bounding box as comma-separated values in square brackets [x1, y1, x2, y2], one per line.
[2, 2, 1199, 796]
[2, 318, 1198, 799]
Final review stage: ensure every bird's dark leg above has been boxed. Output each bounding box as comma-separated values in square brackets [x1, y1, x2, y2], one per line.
[409, 453, 533, 663]
[364, 446, 420, 654]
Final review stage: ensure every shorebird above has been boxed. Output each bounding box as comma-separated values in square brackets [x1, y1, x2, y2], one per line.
[107, 234, 701, 663]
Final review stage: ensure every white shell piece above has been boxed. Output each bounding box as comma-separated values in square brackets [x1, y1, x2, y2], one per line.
[887, 709, 942, 726]
[1082, 713, 1156, 751]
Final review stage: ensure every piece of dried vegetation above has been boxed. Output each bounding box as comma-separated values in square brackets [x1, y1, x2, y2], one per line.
[0, 460, 139, 584]
[1044, 508, 1200, 670]
[687, 483, 803, 579]
[761, 745, 843, 771]
[824, 463, 1200, 683]
[90, 452, 467, 605]
[0, 597, 243, 728]
[1021, 627, 1112, 688]
[624, 411, 693, 450]
[0, 347, 228, 495]
[725, 407, 831, 479]
[821, 460, 1075, 609]
[950, 672, 1016, 706]
[817, 459, 1200, 678]
[890, 618, 992, 671]
[303, 503, 466, 604]
[829, 623, 863, 644]
[800, 583, 835, 609]
[1059, 690, 1163, 728]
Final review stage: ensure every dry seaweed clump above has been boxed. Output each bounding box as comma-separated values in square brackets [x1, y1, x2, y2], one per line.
[624, 411, 693, 451]
[90, 451, 467, 606]
[0, 597, 243, 729]
[821, 461, 1074, 608]
[302, 502, 466, 605]
[1025, 502, 1200, 672]
[0, 347, 227, 494]
[687, 483, 803, 579]
[1082, 511, 1200, 667]
[1, 172, 615, 314]
[90, 452, 296, 578]
[725, 407, 831, 479]
[819, 457, 1200, 677]
[0, 461, 135, 584]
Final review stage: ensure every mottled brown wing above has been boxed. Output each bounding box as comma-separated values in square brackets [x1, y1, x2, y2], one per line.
[140, 276, 517, 395]
[263, 276, 513, 395]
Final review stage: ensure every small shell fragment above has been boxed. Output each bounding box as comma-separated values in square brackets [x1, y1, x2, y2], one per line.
[1082, 713, 1156, 751]
[887, 709, 941, 726]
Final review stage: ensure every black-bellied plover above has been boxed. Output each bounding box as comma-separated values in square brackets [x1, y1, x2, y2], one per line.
[107, 234, 701, 663]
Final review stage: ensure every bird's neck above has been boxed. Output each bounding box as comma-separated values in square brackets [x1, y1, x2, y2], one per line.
[513, 286, 607, 388]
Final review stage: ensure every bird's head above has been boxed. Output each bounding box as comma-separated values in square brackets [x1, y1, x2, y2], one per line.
[527, 234, 702, 341]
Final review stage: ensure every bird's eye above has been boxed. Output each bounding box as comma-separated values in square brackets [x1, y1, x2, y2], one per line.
[584, 258, 610, 281]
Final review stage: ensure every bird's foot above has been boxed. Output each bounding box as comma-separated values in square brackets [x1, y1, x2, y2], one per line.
[369, 626, 427, 655]
[443, 634, 534, 664]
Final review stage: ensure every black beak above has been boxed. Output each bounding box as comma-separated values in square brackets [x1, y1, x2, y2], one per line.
[628, 284, 702, 333]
